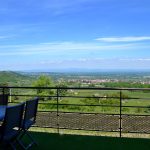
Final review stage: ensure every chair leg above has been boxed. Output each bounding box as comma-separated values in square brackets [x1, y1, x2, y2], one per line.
[26, 132, 38, 146]
[17, 130, 37, 150]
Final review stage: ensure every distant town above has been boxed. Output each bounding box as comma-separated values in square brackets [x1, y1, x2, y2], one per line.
[1, 71, 150, 88]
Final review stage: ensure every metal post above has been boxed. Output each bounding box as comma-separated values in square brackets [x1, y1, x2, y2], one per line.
[2, 87, 4, 101]
[119, 90, 122, 137]
[9, 88, 12, 102]
[56, 88, 59, 134]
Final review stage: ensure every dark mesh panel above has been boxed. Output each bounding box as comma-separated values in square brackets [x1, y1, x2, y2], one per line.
[36, 112, 58, 128]
[35, 112, 119, 131]
[122, 115, 150, 133]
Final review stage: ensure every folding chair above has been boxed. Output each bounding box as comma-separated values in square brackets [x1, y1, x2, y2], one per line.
[0, 94, 8, 105]
[0, 103, 25, 150]
[18, 97, 39, 150]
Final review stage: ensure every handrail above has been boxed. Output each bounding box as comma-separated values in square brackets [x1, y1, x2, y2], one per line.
[0, 86, 150, 138]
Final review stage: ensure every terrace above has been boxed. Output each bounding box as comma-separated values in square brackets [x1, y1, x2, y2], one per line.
[1, 86, 150, 149]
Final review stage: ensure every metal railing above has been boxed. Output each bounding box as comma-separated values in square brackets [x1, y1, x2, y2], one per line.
[1, 86, 150, 137]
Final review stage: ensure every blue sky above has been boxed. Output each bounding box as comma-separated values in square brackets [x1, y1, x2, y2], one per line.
[0, 0, 150, 71]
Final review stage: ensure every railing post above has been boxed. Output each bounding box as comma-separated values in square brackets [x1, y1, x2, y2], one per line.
[2, 87, 4, 100]
[56, 88, 59, 134]
[9, 88, 12, 103]
[119, 90, 122, 137]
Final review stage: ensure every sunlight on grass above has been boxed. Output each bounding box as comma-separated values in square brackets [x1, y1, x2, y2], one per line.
[30, 127, 150, 139]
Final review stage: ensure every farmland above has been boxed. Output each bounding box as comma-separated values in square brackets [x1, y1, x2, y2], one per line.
[0, 71, 150, 115]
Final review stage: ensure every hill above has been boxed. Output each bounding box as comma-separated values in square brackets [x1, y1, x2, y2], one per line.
[0, 71, 34, 86]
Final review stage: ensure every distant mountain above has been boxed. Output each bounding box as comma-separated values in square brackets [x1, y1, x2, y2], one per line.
[0, 71, 34, 86]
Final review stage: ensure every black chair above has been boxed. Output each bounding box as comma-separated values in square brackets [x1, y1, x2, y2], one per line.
[0, 94, 8, 105]
[0, 102, 25, 150]
[18, 97, 39, 150]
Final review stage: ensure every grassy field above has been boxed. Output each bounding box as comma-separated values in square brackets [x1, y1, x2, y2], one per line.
[37, 89, 150, 114]
[10, 88, 150, 114]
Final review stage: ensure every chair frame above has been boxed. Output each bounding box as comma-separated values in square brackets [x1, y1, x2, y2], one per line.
[18, 97, 39, 150]
[0, 102, 25, 150]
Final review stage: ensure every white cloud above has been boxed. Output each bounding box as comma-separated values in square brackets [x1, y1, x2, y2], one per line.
[1, 57, 150, 71]
[0, 42, 149, 64]
[0, 41, 139, 56]
[120, 58, 150, 61]
[95, 36, 150, 42]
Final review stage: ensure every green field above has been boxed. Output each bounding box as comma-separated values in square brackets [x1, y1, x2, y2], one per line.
[9, 88, 150, 115]
[1, 71, 150, 115]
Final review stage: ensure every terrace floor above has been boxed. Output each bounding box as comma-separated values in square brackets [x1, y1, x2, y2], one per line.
[22, 131, 150, 150]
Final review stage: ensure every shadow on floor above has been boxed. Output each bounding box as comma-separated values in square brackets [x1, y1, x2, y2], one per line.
[28, 131, 150, 150]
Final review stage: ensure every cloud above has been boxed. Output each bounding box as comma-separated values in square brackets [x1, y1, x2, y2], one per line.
[0, 40, 149, 64]
[0, 41, 139, 56]
[95, 36, 150, 42]
[34, 57, 150, 70]
[1, 56, 150, 71]
[120, 58, 150, 61]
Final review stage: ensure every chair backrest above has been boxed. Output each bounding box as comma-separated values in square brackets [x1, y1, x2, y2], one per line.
[0, 94, 8, 105]
[23, 97, 39, 129]
[1, 102, 25, 140]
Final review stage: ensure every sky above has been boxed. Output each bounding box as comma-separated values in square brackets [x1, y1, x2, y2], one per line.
[0, 0, 150, 71]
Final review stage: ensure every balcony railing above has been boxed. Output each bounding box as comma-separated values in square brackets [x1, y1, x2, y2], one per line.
[1, 86, 150, 138]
